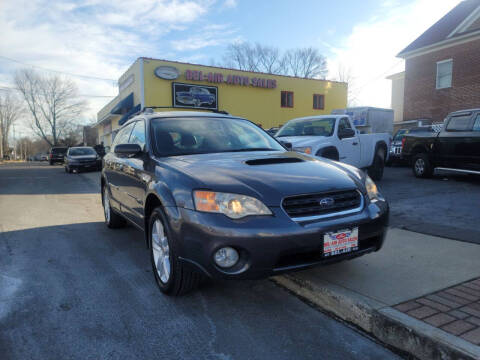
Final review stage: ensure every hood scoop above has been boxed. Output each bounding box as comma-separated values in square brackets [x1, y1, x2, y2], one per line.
[245, 157, 304, 166]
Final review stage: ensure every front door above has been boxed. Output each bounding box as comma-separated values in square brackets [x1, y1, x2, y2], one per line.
[121, 120, 148, 227]
[337, 117, 361, 167]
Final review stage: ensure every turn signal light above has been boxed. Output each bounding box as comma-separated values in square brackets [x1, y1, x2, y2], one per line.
[193, 191, 219, 212]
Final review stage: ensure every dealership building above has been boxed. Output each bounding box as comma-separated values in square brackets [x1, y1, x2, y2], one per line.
[95, 57, 347, 146]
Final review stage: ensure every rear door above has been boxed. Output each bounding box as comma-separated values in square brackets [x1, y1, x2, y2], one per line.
[435, 112, 473, 168]
[337, 117, 361, 167]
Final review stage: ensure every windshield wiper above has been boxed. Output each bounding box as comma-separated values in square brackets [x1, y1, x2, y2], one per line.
[228, 148, 279, 152]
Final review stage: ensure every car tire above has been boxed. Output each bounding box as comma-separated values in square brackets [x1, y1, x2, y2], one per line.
[49, 161, 53, 166]
[412, 153, 433, 178]
[149, 207, 202, 296]
[368, 148, 385, 181]
[102, 185, 126, 228]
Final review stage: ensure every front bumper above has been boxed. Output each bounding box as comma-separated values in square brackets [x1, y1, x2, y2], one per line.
[68, 161, 101, 171]
[171, 200, 389, 279]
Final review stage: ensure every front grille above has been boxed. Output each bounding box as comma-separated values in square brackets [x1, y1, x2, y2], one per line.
[282, 189, 363, 220]
[79, 159, 95, 163]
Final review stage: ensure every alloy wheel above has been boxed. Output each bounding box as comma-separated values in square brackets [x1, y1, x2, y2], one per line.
[415, 158, 425, 175]
[151, 219, 171, 284]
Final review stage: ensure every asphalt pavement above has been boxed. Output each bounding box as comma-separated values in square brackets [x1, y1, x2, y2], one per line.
[379, 166, 480, 244]
[0, 162, 399, 360]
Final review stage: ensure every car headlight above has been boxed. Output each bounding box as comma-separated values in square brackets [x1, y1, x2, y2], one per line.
[365, 176, 384, 202]
[193, 191, 272, 219]
[293, 146, 312, 154]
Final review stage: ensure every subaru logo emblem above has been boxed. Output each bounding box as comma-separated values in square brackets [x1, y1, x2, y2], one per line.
[319, 197, 335, 207]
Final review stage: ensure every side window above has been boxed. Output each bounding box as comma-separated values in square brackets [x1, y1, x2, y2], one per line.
[436, 59, 453, 89]
[446, 114, 472, 131]
[473, 114, 480, 131]
[338, 118, 352, 131]
[129, 121, 146, 148]
[281, 91, 294, 108]
[313, 94, 325, 110]
[112, 123, 134, 149]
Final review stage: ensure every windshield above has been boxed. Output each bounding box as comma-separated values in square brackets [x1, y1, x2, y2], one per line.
[276, 118, 336, 137]
[152, 117, 284, 156]
[51, 148, 67, 154]
[393, 130, 407, 141]
[69, 148, 96, 156]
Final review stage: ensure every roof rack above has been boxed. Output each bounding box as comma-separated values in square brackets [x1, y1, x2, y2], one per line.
[142, 106, 230, 115]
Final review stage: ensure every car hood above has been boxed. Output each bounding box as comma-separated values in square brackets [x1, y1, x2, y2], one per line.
[167, 151, 361, 206]
[276, 136, 327, 148]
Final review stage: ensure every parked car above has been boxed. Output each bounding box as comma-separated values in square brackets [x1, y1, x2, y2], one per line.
[64, 146, 102, 173]
[48, 147, 68, 165]
[176, 87, 215, 107]
[101, 110, 389, 296]
[402, 109, 480, 178]
[266, 127, 279, 136]
[387, 126, 443, 166]
[276, 115, 391, 180]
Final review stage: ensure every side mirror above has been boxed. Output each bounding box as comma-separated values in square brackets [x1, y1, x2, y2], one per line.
[338, 128, 356, 139]
[280, 141, 292, 150]
[114, 143, 142, 157]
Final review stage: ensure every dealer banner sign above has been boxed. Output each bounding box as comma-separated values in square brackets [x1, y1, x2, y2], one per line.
[172, 82, 218, 110]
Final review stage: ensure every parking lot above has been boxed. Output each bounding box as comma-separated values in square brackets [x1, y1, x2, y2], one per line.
[0, 161, 478, 360]
[0, 162, 399, 360]
[379, 166, 480, 244]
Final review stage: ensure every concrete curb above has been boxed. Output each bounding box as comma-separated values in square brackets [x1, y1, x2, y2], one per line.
[272, 275, 480, 360]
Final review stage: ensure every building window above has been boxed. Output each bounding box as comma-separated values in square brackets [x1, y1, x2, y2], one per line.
[436, 59, 453, 89]
[313, 94, 325, 110]
[281, 91, 294, 108]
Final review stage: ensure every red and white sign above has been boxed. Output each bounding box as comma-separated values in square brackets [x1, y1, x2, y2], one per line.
[185, 69, 277, 89]
[323, 228, 359, 257]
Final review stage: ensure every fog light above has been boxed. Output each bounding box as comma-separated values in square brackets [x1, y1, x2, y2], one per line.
[214, 247, 239, 268]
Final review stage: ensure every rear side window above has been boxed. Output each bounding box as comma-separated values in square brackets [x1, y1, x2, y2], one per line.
[473, 114, 480, 131]
[446, 114, 472, 131]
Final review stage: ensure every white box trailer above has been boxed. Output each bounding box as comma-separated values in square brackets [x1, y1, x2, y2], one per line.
[332, 107, 394, 134]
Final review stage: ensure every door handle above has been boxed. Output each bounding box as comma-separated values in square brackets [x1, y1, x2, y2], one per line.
[352, 142, 358, 145]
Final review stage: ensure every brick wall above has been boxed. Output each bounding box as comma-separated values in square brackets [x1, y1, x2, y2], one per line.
[403, 38, 480, 122]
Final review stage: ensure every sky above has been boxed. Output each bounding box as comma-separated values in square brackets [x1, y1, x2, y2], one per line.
[0, 0, 463, 134]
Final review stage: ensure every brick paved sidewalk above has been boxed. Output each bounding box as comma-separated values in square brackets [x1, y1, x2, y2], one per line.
[395, 277, 480, 346]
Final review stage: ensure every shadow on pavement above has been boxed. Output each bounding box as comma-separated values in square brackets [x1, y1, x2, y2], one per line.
[0, 221, 398, 360]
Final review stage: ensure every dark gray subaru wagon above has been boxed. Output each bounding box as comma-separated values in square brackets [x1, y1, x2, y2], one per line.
[101, 109, 389, 296]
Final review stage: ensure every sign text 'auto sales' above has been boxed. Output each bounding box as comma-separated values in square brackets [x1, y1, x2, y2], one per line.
[185, 70, 277, 89]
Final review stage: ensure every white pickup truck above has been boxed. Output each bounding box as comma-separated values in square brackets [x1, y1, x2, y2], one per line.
[275, 115, 391, 180]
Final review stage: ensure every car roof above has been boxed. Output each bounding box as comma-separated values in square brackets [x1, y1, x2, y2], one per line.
[287, 115, 345, 122]
[124, 111, 245, 126]
[449, 108, 480, 115]
[69, 146, 94, 149]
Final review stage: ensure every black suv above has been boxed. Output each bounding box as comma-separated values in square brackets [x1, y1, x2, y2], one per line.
[49, 147, 68, 165]
[101, 110, 389, 296]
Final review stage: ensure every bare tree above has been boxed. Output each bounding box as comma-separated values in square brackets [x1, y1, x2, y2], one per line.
[283, 47, 328, 79]
[14, 69, 85, 147]
[224, 43, 260, 72]
[334, 63, 358, 106]
[0, 92, 24, 158]
[223, 42, 327, 79]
